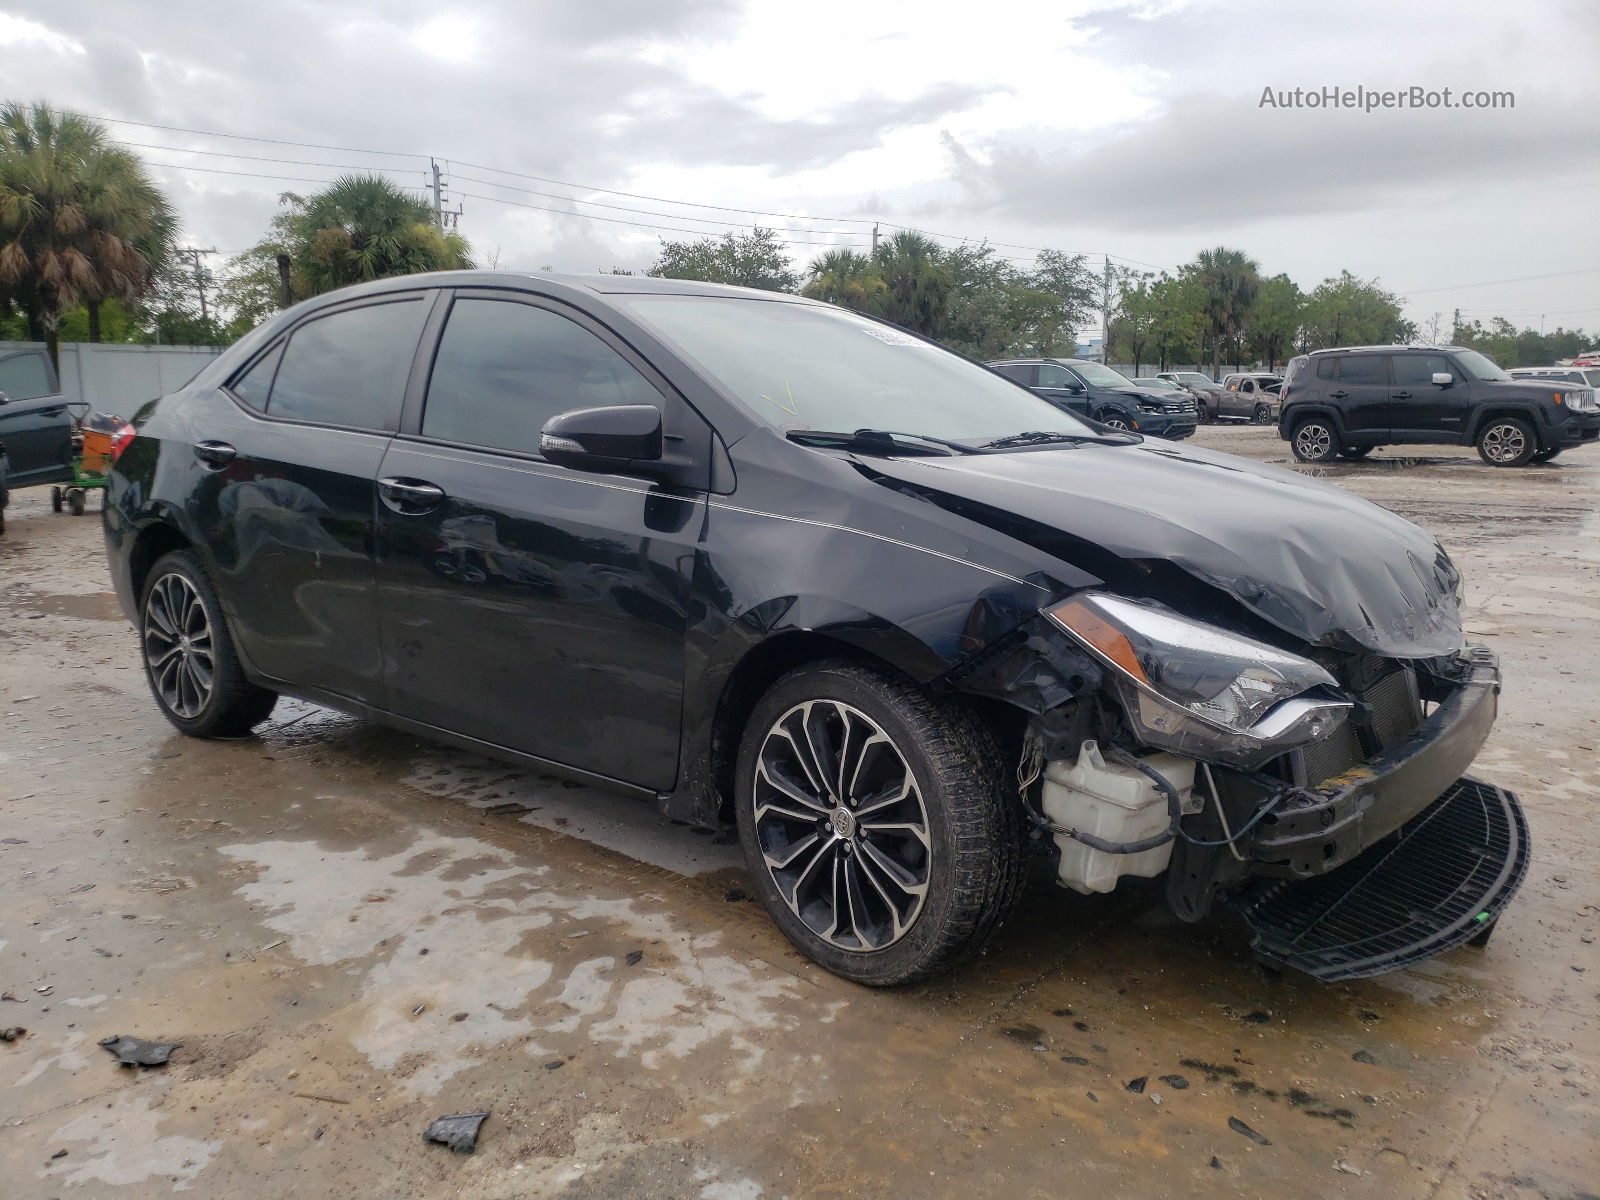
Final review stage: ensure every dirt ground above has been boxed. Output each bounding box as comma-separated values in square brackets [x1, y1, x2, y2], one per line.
[1, 426, 1596, 1199]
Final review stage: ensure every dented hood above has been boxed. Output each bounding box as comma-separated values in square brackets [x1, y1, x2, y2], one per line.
[869, 440, 1463, 658]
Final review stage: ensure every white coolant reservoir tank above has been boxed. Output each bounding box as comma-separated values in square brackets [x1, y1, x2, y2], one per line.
[1042, 741, 1198, 895]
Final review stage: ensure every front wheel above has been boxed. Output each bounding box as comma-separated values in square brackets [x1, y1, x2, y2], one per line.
[1291, 418, 1340, 463]
[735, 660, 1025, 986]
[140, 550, 278, 737]
[1098, 412, 1133, 432]
[1477, 418, 1537, 467]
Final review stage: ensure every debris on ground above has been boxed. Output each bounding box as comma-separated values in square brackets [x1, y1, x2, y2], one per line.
[1333, 1160, 1362, 1175]
[50, 1149, 67, 1159]
[1125, 1075, 1147, 1094]
[1209, 1156, 1223, 1170]
[723, 888, 747, 902]
[1, 1026, 26, 1041]
[1228, 1117, 1271, 1145]
[1352, 1050, 1378, 1065]
[1158, 1074, 1189, 1089]
[98, 1034, 181, 1066]
[1060, 1055, 1090, 1066]
[1241, 1010, 1272, 1024]
[423, 1111, 489, 1154]
[624, 950, 643, 966]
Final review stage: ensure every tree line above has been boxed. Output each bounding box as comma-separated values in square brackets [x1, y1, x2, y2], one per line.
[0, 103, 1589, 375]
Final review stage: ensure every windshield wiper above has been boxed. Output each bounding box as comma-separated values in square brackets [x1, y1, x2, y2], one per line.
[981, 430, 1135, 449]
[785, 428, 977, 456]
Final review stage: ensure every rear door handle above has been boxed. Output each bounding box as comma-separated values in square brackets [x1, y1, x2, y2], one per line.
[378, 476, 446, 513]
[1330, 390, 1348, 399]
[194, 440, 236, 467]
[1393, 391, 1412, 399]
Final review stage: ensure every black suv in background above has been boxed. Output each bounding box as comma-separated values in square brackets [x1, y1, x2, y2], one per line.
[1278, 345, 1600, 466]
[988, 358, 1198, 439]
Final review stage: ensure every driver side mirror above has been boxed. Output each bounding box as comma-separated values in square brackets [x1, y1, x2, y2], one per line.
[540, 404, 663, 477]
[1431, 372, 1453, 386]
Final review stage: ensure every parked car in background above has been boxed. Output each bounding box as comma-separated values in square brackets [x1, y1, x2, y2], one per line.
[1571, 351, 1600, 367]
[1279, 345, 1600, 466]
[0, 347, 80, 534]
[988, 358, 1198, 439]
[1217, 373, 1283, 424]
[1509, 366, 1600, 389]
[1131, 376, 1193, 399]
[105, 271, 1527, 986]
[1155, 370, 1225, 421]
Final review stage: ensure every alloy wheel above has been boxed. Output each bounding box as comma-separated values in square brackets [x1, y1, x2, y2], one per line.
[1295, 422, 1332, 459]
[1481, 422, 1526, 464]
[1101, 416, 1131, 431]
[751, 700, 931, 952]
[142, 573, 215, 719]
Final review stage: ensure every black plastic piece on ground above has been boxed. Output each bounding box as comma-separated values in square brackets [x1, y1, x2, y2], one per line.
[98, 1035, 181, 1066]
[423, 1111, 489, 1154]
[1231, 776, 1528, 981]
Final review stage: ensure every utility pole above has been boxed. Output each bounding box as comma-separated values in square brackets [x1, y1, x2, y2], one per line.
[871, 222, 880, 256]
[1101, 254, 1113, 363]
[177, 246, 218, 322]
[1452, 306, 1461, 343]
[430, 159, 444, 228]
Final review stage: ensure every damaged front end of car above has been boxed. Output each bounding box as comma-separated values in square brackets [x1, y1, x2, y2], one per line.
[945, 589, 1529, 983]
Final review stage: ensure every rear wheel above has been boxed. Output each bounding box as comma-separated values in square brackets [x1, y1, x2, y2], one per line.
[1291, 418, 1339, 463]
[140, 550, 278, 737]
[1252, 403, 1273, 424]
[735, 659, 1025, 986]
[1477, 417, 1537, 467]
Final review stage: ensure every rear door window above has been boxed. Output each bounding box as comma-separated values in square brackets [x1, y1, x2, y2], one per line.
[421, 297, 660, 456]
[995, 363, 1037, 386]
[1338, 355, 1388, 385]
[266, 298, 425, 430]
[0, 350, 55, 401]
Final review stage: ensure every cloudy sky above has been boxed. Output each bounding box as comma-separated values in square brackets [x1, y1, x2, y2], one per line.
[3, 0, 1595, 335]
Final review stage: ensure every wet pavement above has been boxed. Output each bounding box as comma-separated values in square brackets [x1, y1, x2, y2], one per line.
[1, 427, 1596, 1199]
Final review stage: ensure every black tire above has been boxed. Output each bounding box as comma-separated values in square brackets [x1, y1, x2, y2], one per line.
[1477, 417, 1537, 467]
[1197, 401, 1215, 425]
[1531, 447, 1561, 464]
[51, 485, 63, 513]
[67, 488, 86, 516]
[1338, 445, 1374, 459]
[139, 549, 278, 737]
[735, 659, 1025, 986]
[1252, 403, 1273, 425]
[1290, 418, 1340, 463]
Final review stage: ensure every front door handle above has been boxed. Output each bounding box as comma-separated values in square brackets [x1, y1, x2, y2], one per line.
[378, 476, 446, 513]
[1329, 390, 1348, 399]
[194, 440, 237, 467]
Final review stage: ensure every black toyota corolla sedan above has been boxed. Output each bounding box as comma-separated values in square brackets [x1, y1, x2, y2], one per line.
[104, 272, 1527, 986]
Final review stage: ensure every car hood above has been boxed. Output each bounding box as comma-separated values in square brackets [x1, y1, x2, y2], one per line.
[867, 440, 1463, 658]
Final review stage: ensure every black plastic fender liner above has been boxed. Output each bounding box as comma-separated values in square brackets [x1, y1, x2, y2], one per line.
[1229, 777, 1529, 981]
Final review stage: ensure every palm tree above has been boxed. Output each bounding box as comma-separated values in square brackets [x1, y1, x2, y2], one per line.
[871, 231, 951, 338]
[1190, 246, 1260, 379]
[0, 103, 176, 364]
[274, 174, 473, 298]
[801, 249, 885, 313]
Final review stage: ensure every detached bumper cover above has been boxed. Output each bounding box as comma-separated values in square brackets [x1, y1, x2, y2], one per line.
[1250, 648, 1500, 879]
[1233, 776, 1529, 980]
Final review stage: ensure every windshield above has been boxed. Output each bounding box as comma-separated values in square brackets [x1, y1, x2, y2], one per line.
[1453, 349, 1511, 382]
[1174, 372, 1212, 385]
[620, 296, 1097, 441]
[1069, 361, 1134, 388]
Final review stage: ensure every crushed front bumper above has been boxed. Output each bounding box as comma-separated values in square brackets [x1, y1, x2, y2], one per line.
[1249, 647, 1501, 879]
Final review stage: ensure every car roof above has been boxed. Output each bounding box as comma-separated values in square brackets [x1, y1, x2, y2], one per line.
[288, 269, 822, 306]
[1307, 344, 1464, 356]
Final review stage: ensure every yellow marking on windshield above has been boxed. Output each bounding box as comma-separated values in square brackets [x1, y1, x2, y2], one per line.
[760, 381, 798, 415]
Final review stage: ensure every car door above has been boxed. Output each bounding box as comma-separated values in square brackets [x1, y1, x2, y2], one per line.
[1035, 362, 1092, 416]
[1388, 352, 1465, 436]
[371, 290, 703, 791]
[0, 349, 74, 486]
[196, 293, 428, 704]
[1328, 354, 1391, 435]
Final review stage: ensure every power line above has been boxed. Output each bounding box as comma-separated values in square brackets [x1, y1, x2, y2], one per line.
[1403, 266, 1600, 295]
[457, 190, 868, 247]
[64, 108, 428, 159]
[140, 158, 426, 191]
[118, 139, 422, 174]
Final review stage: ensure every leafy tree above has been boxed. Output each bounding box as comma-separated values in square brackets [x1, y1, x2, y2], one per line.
[1028, 249, 1099, 355]
[0, 102, 176, 364]
[1109, 273, 1159, 372]
[649, 226, 798, 292]
[1186, 247, 1260, 378]
[1299, 271, 1412, 349]
[227, 174, 472, 319]
[801, 248, 885, 311]
[1248, 273, 1303, 370]
[871, 230, 952, 338]
[1146, 274, 1203, 369]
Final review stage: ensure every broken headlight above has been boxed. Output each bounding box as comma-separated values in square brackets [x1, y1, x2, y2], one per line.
[1047, 592, 1352, 767]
